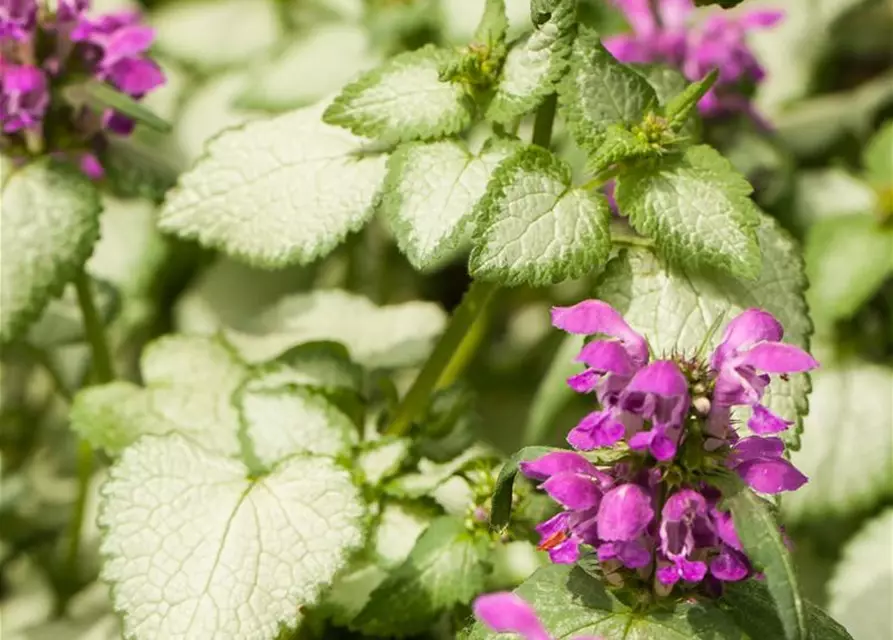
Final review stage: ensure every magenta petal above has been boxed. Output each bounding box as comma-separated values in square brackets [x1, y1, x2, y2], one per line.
[104, 25, 156, 60]
[747, 404, 792, 435]
[712, 309, 783, 369]
[473, 593, 551, 640]
[548, 537, 581, 564]
[711, 510, 742, 551]
[520, 451, 598, 481]
[732, 436, 785, 462]
[680, 559, 708, 582]
[736, 458, 808, 494]
[650, 429, 678, 462]
[567, 411, 625, 450]
[616, 539, 651, 568]
[612, 0, 657, 35]
[657, 564, 680, 585]
[626, 360, 687, 396]
[597, 484, 654, 541]
[663, 489, 708, 521]
[740, 10, 784, 29]
[542, 473, 602, 510]
[550, 300, 648, 365]
[738, 342, 819, 373]
[602, 34, 654, 64]
[710, 547, 750, 581]
[576, 340, 635, 376]
[567, 369, 599, 393]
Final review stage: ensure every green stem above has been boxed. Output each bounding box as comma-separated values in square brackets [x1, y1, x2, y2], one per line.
[611, 231, 655, 249]
[531, 93, 557, 149]
[65, 271, 115, 594]
[73, 271, 114, 384]
[384, 280, 498, 436]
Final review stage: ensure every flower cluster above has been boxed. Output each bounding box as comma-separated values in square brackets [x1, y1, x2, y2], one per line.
[0, 0, 164, 177]
[519, 302, 816, 592]
[604, 0, 782, 118]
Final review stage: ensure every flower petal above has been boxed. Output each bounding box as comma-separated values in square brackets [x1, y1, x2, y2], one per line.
[611, 0, 657, 35]
[710, 547, 750, 581]
[520, 451, 599, 481]
[597, 484, 654, 541]
[736, 458, 808, 494]
[567, 411, 625, 451]
[737, 342, 819, 374]
[542, 473, 603, 510]
[711, 309, 783, 369]
[663, 489, 708, 521]
[732, 436, 785, 462]
[473, 593, 551, 640]
[551, 300, 648, 365]
[747, 404, 792, 435]
[576, 340, 635, 376]
[740, 10, 784, 29]
[679, 558, 708, 582]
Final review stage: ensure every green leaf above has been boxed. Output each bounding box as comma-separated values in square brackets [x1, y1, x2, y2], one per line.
[473, 0, 508, 47]
[616, 145, 763, 280]
[863, 119, 893, 189]
[358, 438, 412, 486]
[237, 24, 380, 111]
[782, 358, 892, 522]
[371, 500, 437, 570]
[353, 516, 489, 636]
[636, 65, 699, 137]
[522, 333, 584, 445]
[465, 563, 745, 639]
[793, 169, 878, 224]
[711, 471, 807, 640]
[804, 214, 893, 322]
[0, 160, 102, 343]
[260, 341, 364, 394]
[323, 45, 474, 143]
[99, 434, 365, 639]
[663, 70, 718, 131]
[222, 290, 447, 368]
[150, 0, 283, 70]
[385, 444, 495, 498]
[469, 146, 612, 286]
[485, 0, 576, 125]
[586, 124, 659, 172]
[597, 214, 812, 448]
[159, 104, 387, 268]
[558, 26, 657, 152]
[827, 509, 893, 640]
[81, 81, 172, 133]
[236, 383, 358, 470]
[721, 581, 853, 640]
[70, 335, 248, 456]
[490, 446, 557, 530]
[382, 138, 518, 271]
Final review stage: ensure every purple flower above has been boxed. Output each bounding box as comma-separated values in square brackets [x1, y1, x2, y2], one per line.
[603, 0, 783, 117]
[597, 483, 654, 541]
[551, 300, 649, 368]
[0, 62, 48, 133]
[710, 308, 818, 431]
[729, 436, 807, 494]
[656, 489, 710, 584]
[1, 0, 165, 178]
[474, 592, 604, 640]
[521, 451, 611, 511]
[0, 0, 37, 40]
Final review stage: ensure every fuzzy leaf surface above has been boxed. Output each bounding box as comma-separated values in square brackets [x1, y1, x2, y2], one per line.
[323, 45, 474, 143]
[1, 160, 102, 342]
[382, 138, 517, 271]
[485, 0, 576, 124]
[159, 104, 387, 268]
[616, 145, 763, 280]
[470, 146, 612, 286]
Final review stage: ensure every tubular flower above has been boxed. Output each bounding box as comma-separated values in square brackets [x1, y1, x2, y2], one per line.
[521, 301, 817, 595]
[603, 0, 783, 118]
[0, 0, 164, 177]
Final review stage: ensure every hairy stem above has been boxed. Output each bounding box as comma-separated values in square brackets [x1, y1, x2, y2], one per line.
[384, 280, 497, 436]
[66, 271, 115, 592]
